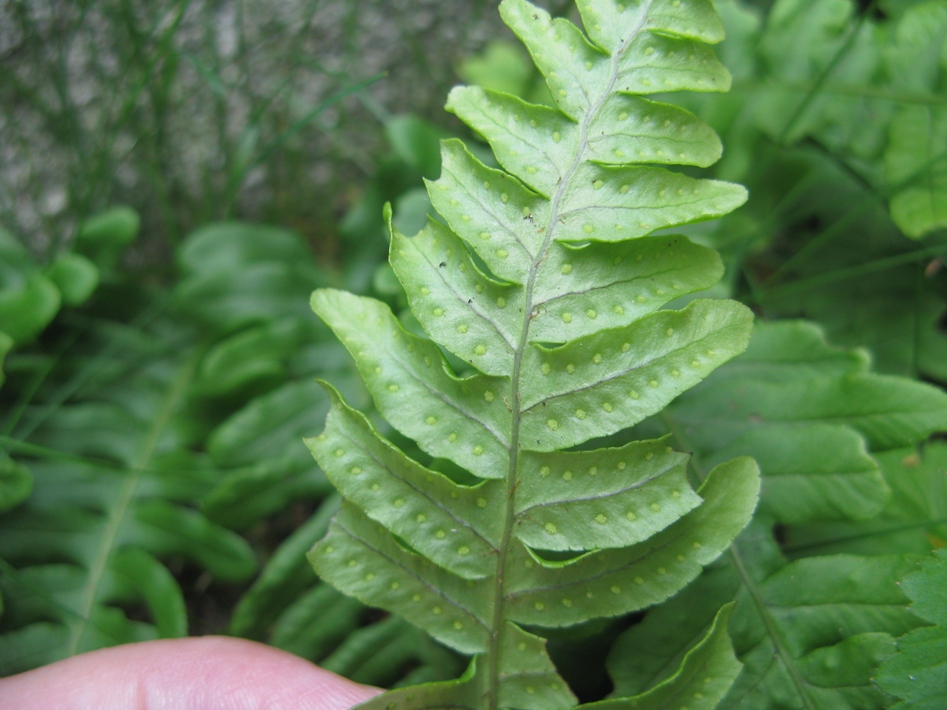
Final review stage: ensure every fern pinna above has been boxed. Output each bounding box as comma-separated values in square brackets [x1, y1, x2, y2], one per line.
[307, 0, 760, 707]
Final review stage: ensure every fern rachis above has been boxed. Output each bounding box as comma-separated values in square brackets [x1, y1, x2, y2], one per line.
[307, 0, 760, 707]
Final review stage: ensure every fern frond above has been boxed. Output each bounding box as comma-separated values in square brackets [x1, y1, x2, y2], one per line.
[309, 0, 759, 706]
[0, 340, 256, 674]
[0, 220, 343, 673]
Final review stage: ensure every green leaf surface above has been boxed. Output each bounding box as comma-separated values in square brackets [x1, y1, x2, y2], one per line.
[46, 253, 99, 307]
[311, 501, 493, 655]
[667, 321, 947, 455]
[709, 424, 888, 523]
[352, 623, 578, 710]
[886, 107, 947, 239]
[783, 443, 947, 557]
[385, 114, 449, 179]
[876, 549, 947, 709]
[311, 288, 511, 482]
[590, 603, 740, 710]
[754, 0, 882, 149]
[514, 438, 700, 551]
[610, 525, 921, 710]
[519, 299, 753, 452]
[230, 495, 338, 639]
[195, 319, 306, 396]
[202, 376, 341, 529]
[457, 40, 551, 104]
[0, 334, 255, 670]
[75, 206, 139, 269]
[0, 456, 33, 514]
[745, 0, 947, 238]
[308, 383, 505, 578]
[0, 271, 60, 346]
[0, 330, 11, 389]
[505, 457, 758, 627]
[269, 584, 363, 662]
[323, 614, 464, 689]
[883, 2, 947, 238]
[745, 141, 947, 384]
[354, 659, 483, 710]
[207, 379, 334, 467]
[175, 221, 329, 334]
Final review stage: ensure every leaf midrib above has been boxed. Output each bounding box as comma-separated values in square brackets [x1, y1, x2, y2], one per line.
[484, 6, 655, 708]
[66, 346, 201, 656]
[662, 412, 820, 709]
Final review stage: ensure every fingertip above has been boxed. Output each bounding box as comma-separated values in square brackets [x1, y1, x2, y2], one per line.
[0, 636, 382, 710]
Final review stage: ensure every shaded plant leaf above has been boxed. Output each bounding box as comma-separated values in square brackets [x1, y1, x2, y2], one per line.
[174, 221, 330, 334]
[321, 614, 466, 691]
[609, 523, 921, 709]
[783, 443, 947, 557]
[75, 206, 139, 272]
[709, 423, 886, 524]
[667, 319, 947, 460]
[229, 494, 339, 639]
[0, 456, 32, 514]
[0, 330, 11, 390]
[638, 316, 947, 708]
[882, 1, 947, 238]
[45, 253, 99, 308]
[0, 329, 256, 673]
[754, 0, 884, 153]
[456, 40, 551, 105]
[385, 114, 450, 180]
[662, 320, 947, 566]
[175, 219, 356, 529]
[748, 0, 947, 238]
[269, 583, 363, 663]
[0, 230, 61, 346]
[589, 603, 740, 710]
[876, 549, 947, 709]
[202, 379, 337, 529]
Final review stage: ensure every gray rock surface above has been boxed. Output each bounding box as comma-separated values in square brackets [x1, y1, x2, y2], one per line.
[0, 0, 511, 258]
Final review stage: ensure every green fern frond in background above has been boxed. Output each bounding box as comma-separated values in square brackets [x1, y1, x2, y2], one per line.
[0, 215, 342, 673]
[307, 0, 761, 706]
[876, 548, 947, 709]
[630, 320, 947, 707]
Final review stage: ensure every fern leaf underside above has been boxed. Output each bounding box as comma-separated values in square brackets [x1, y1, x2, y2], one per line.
[308, 0, 759, 707]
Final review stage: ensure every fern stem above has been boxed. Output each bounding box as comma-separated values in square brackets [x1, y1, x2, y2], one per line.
[65, 345, 202, 656]
[664, 412, 818, 709]
[727, 544, 819, 710]
[756, 243, 947, 301]
[485, 7, 653, 707]
[773, 0, 875, 146]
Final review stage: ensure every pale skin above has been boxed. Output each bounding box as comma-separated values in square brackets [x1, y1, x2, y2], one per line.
[0, 636, 382, 709]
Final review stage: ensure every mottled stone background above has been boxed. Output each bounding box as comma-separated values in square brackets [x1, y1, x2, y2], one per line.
[0, 0, 517, 261]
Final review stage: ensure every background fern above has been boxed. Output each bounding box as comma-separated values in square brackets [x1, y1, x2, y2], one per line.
[0, 215, 342, 673]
